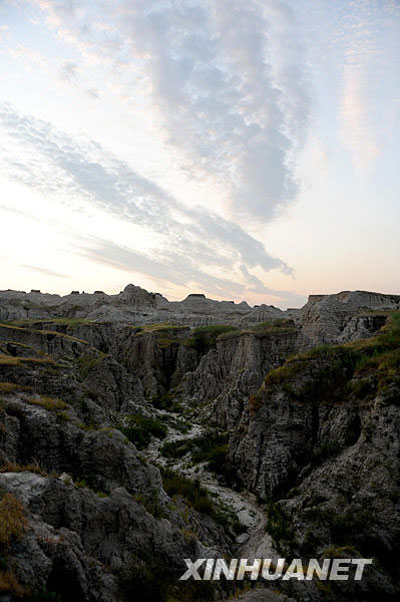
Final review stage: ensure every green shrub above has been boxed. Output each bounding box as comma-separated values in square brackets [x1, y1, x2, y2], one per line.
[160, 431, 229, 473]
[26, 588, 62, 602]
[161, 468, 213, 515]
[161, 467, 240, 535]
[266, 501, 294, 546]
[185, 325, 238, 352]
[118, 415, 167, 449]
[151, 393, 182, 412]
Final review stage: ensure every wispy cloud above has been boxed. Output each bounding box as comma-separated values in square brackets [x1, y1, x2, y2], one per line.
[19, 265, 68, 279]
[60, 59, 79, 82]
[336, 0, 400, 169]
[0, 102, 295, 303]
[29, 0, 311, 220]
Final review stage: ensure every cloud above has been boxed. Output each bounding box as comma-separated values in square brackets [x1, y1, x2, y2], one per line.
[19, 265, 68, 279]
[30, 0, 311, 220]
[0, 102, 295, 303]
[118, 0, 310, 219]
[60, 59, 79, 81]
[335, 0, 400, 169]
[80, 239, 247, 298]
[86, 87, 99, 98]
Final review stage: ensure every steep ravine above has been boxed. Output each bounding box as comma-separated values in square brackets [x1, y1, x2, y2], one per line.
[0, 287, 399, 601]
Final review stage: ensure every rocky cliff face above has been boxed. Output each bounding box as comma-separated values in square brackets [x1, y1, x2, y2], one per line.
[0, 285, 399, 601]
[299, 290, 400, 344]
[227, 316, 400, 600]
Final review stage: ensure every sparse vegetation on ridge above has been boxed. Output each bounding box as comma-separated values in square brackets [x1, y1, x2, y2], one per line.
[129, 323, 190, 348]
[0, 382, 32, 394]
[0, 354, 56, 367]
[255, 311, 400, 408]
[185, 324, 238, 351]
[22, 395, 69, 412]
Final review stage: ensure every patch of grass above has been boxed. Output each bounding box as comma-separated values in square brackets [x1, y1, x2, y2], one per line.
[0, 382, 31, 394]
[39, 329, 88, 345]
[0, 323, 29, 332]
[24, 395, 68, 412]
[218, 319, 296, 341]
[22, 356, 56, 365]
[264, 361, 305, 388]
[0, 354, 21, 366]
[131, 323, 190, 348]
[0, 354, 56, 367]
[0, 569, 25, 597]
[248, 391, 263, 413]
[132, 323, 188, 335]
[130, 322, 180, 333]
[74, 478, 88, 488]
[117, 414, 167, 449]
[55, 410, 70, 422]
[0, 322, 87, 344]
[322, 545, 359, 558]
[185, 325, 238, 352]
[249, 318, 297, 336]
[261, 313, 400, 404]
[0, 492, 28, 551]
[349, 313, 400, 393]
[0, 461, 48, 476]
[350, 377, 374, 399]
[40, 318, 92, 329]
[70, 473, 109, 497]
[0, 341, 44, 358]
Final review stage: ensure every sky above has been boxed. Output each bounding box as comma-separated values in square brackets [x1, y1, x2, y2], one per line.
[0, 0, 399, 309]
